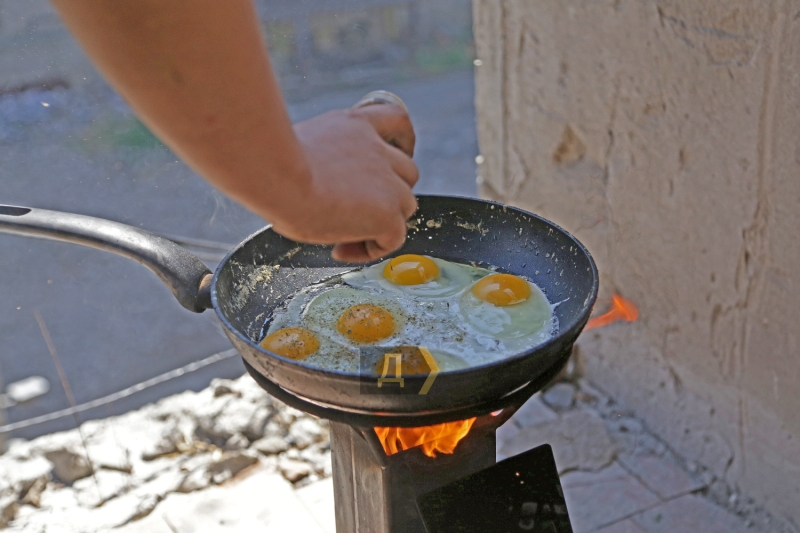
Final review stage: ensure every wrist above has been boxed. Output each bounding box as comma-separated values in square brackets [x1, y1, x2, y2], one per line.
[240, 151, 316, 232]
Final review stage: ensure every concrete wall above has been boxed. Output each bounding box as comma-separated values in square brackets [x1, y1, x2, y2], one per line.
[474, 0, 800, 525]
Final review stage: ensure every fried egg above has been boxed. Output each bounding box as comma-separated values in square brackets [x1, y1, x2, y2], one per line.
[343, 254, 482, 298]
[259, 327, 319, 361]
[458, 273, 555, 352]
[303, 287, 407, 345]
[259, 324, 359, 372]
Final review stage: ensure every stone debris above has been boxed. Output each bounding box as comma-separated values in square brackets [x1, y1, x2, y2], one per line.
[278, 458, 312, 483]
[0, 375, 331, 531]
[177, 464, 212, 494]
[542, 382, 577, 410]
[17, 477, 46, 509]
[251, 435, 290, 456]
[223, 433, 250, 451]
[500, 410, 616, 473]
[140, 426, 184, 461]
[43, 449, 94, 485]
[5, 377, 50, 404]
[208, 451, 259, 485]
[0, 497, 17, 529]
[289, 418, 327, 450]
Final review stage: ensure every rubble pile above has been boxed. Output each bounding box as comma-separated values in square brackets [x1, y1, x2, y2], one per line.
[0, 375, 330, 531]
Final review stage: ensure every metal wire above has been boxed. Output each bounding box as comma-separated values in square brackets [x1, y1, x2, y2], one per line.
[0, 349, 238, 434]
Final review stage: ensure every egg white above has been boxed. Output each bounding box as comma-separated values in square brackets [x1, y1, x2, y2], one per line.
[302, 287, 407, 346]
[264, 285, 361, 372]
[456, 280, 556, 355]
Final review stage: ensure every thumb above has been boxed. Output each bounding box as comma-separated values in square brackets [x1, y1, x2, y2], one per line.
[331, 218, 408, 263]
[350, 102, 416, 158]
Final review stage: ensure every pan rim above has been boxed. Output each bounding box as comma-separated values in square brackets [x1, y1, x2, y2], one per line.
[210, 194, 599, 382]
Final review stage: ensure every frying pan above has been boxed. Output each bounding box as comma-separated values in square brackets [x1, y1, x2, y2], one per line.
[0, 197, 598, 426]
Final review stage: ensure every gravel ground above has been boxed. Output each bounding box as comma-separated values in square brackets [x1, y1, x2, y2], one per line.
[2, 370, 795, 533]
[0, 374, 332, 532]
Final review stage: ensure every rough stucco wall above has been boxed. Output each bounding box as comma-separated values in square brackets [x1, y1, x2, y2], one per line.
[474, 0, 800, 525]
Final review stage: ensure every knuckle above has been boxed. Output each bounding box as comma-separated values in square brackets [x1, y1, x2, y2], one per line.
[401, 195, 418, 218]
[408, 164, 420, 185]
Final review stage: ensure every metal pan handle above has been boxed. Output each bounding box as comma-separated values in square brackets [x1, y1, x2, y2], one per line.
[0, 205, 213, 313]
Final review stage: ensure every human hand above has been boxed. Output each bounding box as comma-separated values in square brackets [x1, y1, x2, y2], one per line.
[269, 102, 419, 263]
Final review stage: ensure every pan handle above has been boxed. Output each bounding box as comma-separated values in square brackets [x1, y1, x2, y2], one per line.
[0, 205, 213, 313]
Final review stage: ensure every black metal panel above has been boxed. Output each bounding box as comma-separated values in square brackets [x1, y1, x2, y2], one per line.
[418, 444, 573, 533]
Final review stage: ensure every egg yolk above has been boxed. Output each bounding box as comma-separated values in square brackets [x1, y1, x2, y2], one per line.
[337, 304, 395, 343]
[383, 254, 439, 285]
[260, 327, 319, 360]
[373, 346, 430, 376]
[472, 273, 531, 306]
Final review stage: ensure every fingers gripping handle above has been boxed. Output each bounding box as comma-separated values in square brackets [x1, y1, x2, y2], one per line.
[354, 90, 409, 112]
[0, 205, 213, 313]
[353, 90, 415, 157]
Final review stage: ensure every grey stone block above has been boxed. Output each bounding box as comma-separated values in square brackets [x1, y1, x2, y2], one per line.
[632, 494, 750, 533]
[618, 453, 706, 500]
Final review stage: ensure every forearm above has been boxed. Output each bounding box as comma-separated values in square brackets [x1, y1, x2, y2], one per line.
[50, 0, 309, 219]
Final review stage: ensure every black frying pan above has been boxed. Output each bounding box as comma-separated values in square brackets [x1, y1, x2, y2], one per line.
[0, 196, 598, 426]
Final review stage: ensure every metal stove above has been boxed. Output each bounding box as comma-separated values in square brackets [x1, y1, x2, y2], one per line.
[245, 351, 574, 533]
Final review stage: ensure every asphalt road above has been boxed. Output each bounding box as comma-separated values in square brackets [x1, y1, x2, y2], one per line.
[0, 69, 478, 438]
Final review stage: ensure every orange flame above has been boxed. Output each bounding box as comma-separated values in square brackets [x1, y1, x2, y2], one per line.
[585, 293, 639, 330]
[375, 417, 477, 458]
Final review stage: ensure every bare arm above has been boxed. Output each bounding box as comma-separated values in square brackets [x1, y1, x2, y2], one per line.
[50, 0, 418, 262]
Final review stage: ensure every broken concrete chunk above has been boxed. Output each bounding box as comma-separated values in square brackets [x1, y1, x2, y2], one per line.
[194, 399, 261, 447]
[299, 444, 332, 476]
[3, 456, 52, 497]
[178, 465, 211, 494]
[212, 379, 237, 397]
[0, 495, 18, 529]
[251, 435, 290, 456]
[509, 395, 558, 428]
[499, 411, 616, 473]
[129, 494, 160, 522]
[141, 426, 185, 461]
[289, 418, 326, 450]
[223, 433, 250, 451]
[73, 469, 136, 508]
[19, 476, 47, 508]
[542, 382, 576, 410]
[242, 405, 272, 442]
[278, 458, 312, 483]
[93, 490, 163, 529]
[208, 451, 259, 485]
[273, 406, 303, 429]
[44, 449, 94, 484]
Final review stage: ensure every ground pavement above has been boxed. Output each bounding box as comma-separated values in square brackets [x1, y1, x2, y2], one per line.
[2, 372, 792, 533]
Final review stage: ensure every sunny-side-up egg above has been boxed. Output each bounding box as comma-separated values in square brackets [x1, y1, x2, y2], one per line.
[342, 254, 483, 298]
[457, 273, 556, 354]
